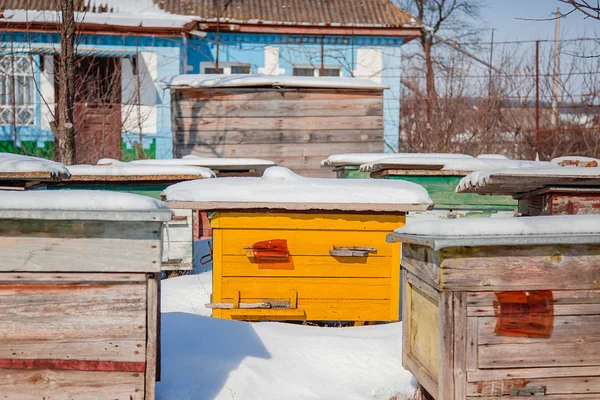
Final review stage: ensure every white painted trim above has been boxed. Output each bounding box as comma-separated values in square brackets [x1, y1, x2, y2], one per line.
[121, 52, 157, 134]
[40, 55, 55, 131]
[354, 48, 383, 84]
[258, 46, 285, 75]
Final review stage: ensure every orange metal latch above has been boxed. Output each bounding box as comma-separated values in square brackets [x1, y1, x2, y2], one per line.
[494, 290, 554, 338]
[244, 239, 290, 263]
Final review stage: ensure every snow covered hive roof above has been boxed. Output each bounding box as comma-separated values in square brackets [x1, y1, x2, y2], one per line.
[0, 0, 193, 29]
[321, 153, 473, 168]
[156, 0, 422, 29]
[0, 153, 70, 179]
[457, 165, 600, 195]
[128, 156, 276, 170]
[66, 160, 215, 180]
[360, 156, 545, 174]
[159, 74, 388, 90]
[0, 190, 172, 221]
[387, 215, 600, 250]
[163, 166, 433, 212]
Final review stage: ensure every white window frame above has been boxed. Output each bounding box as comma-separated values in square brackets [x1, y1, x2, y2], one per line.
[0, 55, 36, 126]
[200, 62, 252, 75]
[292, 64, 343, 77]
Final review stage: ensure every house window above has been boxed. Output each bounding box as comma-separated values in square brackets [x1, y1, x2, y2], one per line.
[0, 56, 36, 126]
[201, 62, 252, 75]
[293, 66, 342, 77]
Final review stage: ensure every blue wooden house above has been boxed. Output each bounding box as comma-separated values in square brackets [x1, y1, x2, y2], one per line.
[0, 0, 420, 163]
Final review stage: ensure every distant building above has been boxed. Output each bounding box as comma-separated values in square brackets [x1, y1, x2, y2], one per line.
[0, 0, 421, 162]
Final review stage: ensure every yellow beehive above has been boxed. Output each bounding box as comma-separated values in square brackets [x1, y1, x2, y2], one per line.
[164, 167, 432, 323]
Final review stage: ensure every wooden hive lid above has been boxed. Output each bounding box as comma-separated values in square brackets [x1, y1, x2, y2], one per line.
[163, 166, 433, 213]
[387, 214, 600, 250]
[0, 190, 173, 221]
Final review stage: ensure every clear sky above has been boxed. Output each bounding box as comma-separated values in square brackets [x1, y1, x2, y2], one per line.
[478, 0, 599, 42]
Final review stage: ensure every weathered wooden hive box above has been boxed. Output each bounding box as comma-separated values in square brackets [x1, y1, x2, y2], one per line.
[47, 161, 215, 272]
[388, 216, 600, 400]
[162, 74, 387, 178]
[456, 158, 600, 217]
[360, 156, 543, 219]
[0, 190, 172, 400]
[164, 166, 432, 323]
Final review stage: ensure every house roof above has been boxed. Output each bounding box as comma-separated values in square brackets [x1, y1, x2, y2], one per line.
[156, 0, 420, 28]
[0, 0, 421, 36]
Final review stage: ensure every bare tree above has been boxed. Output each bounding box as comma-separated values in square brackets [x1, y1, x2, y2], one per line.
[52, 0, 77, 164]
[398, 0, 483, 103]
[561, 1, 600, 19]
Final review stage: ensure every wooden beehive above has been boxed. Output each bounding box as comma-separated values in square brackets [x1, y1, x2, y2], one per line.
[164, 167, 433, 323]
[364, 159, 519, 219]
[455, 168, 600, 216]
[388, 217, 600, 400]
[167, 75, 386, 177]
[0, 193, 172, 399]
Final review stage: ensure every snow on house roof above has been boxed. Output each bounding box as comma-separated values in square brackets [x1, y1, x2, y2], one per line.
[0, 153, 70, 178]
[163, 166, 433, 212]
[360, 156, 545, 174]
[456, 165, 600, 195]
[128, 156, 276, 170]
[387, 215, 600, 249]
[321, 153, 473, 168]
[159, 74, 388, 90]
[0, 0, 193, 28]
[67, 160, 215, 180]
[0, 190, 172, 221]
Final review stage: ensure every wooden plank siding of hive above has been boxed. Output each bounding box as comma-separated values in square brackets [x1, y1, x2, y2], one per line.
[171, 88, 385, 177]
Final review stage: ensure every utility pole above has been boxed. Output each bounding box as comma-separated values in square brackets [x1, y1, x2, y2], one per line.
[52, 0, 77, 164]
[551, 8, 561, 127]
[535, 40, 540, 157]
[488, 29, 494, 96]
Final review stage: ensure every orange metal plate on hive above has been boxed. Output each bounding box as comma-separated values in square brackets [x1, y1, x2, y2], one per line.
[493, 290, 554, 338]
[251, 239, 294, 270]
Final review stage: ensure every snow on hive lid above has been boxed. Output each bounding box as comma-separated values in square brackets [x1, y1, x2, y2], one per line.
[0, 190, 172, 221]
[0, 153, 70, 179]
[67, 159, 215, 180]
[387, 215, 600, 249]
[163, 166, 433, 212]
[128, 156, 276, 170]
[457, 162, 600, 195]
[159, 74, 388, 90]
[321, 153, 473, 168]
[360, 156, 544, 174]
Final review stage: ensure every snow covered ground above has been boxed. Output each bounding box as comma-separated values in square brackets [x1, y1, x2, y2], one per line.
[159, 272, 417, 400]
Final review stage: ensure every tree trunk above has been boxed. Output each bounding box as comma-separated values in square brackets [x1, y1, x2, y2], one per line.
[54, 0, 77, 164]
[424, 38, 437, 126]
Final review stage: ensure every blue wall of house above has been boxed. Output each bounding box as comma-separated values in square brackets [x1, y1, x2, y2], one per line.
[0, 32, 184, 160]
[0, 30, 406, 160]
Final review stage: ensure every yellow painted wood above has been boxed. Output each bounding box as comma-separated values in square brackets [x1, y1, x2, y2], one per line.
[222, 255, 393, 277]
[221, 229, 396, 257]
[212, 212, 405, 230]
[211, 228, 224, 319]
[211, 211, 405, 322]
[221, 277, 391, 300]
[409, 284, 441, 378]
